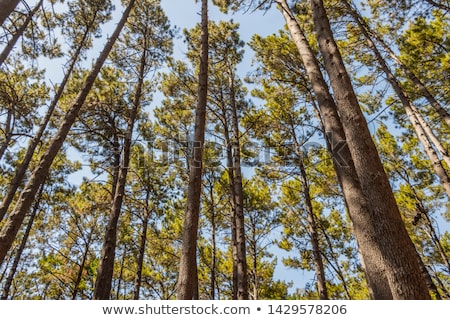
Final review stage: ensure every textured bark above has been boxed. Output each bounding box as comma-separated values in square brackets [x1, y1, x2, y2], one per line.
[0, 0, 135, 267]
[176, 0, 208, 300]
[277, 0, 392, 299]
[0, 0, 21, 25]
[0, 13, 96, 222]
[0, 0, 42, 65]
[343, 0, 450, 199]
[310, 0, 430, 299]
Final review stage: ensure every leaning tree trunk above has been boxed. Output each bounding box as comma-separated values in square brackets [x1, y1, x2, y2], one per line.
[0, 183, 44, 300]
[277, 0, 393, 299]
[309, 0, 430, 299]
[0, 0, 135, 266]
[344, 0, 450, 200]
[176, 0, 208, 300]
[0, 0, 21, 26]
[0, 15, 97, 222]
[0, 0, 42, 65]
[343, 0, 450, 128]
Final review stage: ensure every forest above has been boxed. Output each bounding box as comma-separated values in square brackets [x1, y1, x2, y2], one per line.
[0, 0, 449, 300]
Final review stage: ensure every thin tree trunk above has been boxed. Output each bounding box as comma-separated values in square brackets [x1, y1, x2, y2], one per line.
[0, 0, 42, 65]
[207, 177, 217, 300]
[422, 0, 450, 12]
[0, 183, 44, 300]
[344, 0, 450, 199]
[0, 0, 21, 25]
[93, 17, 144, 299]
[176, 0, 208, 300]
[0, 16, 96, 222]
[0, 0, 135, 266]
[309, 0, 430, 299]
[227, 61, 249, 300]
[343, 0, 450, 127]
[318, 222, 352, 299]
[291, 127, 328, 300]
[414, 248, 442, 299]
[277, 0, 393, 299]
[72, 239, 92, 300]
[133, 201, 150, 300]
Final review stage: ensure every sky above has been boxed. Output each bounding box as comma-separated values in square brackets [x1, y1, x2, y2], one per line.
[159, 1, 311, 293]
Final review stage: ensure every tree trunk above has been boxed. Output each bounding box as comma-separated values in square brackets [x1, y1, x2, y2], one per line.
[72, 239, 92, 300]
[0, 0, 135, 266]
[414, 248, 442, 299]
[0, 106, 13, 163]
[309, 0, 430, 299]
[176, 0, 208, 300]
[0, 16, 95, 222]
[343, 0, 450, 200]
[0, 183, 44, 300]
[343, 0, 450, 128]
[0, 0, 42, 65]
[133, 203, 150, 300]
[291, 126, 328, 300]
[93, 16, 144, 299]
[277, 0, 393, 299]
[227, 61, 249, 300]
[0, 0, 21, 25]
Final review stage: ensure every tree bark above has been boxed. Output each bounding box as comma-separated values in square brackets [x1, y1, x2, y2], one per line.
[0, 0, 135, 267]
[277, 0, 393, 299]
[343, 0, 450, 199]
[176, 0, 208, 300]
[309, 0, 430, 299]
[0, 0, 21, 26]
[0, 0, 42, 65]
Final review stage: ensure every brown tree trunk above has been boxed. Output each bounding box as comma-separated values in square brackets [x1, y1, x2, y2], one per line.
[0, 0, 21, 25]
[0, 183, 44, 300]
[343, 0, 450, 200]
[0, 16, 96, 222]
[309, 0, 430, 299]
[176, 0, 208, 300]
[227, 62, 249, 300]
[291, 125, 328, 300]
[0, 0, 42, 65]
[277, 0, 393, 299]
[0, 0, 135, 267]
[133, 200, 150, 300]
[93, 16, 144, 299]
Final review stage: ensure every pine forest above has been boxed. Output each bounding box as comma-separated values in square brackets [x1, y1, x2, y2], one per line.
[0, 0, 449, 300]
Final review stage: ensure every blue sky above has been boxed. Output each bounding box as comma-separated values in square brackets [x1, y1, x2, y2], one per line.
[159, 0, 311, 293]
